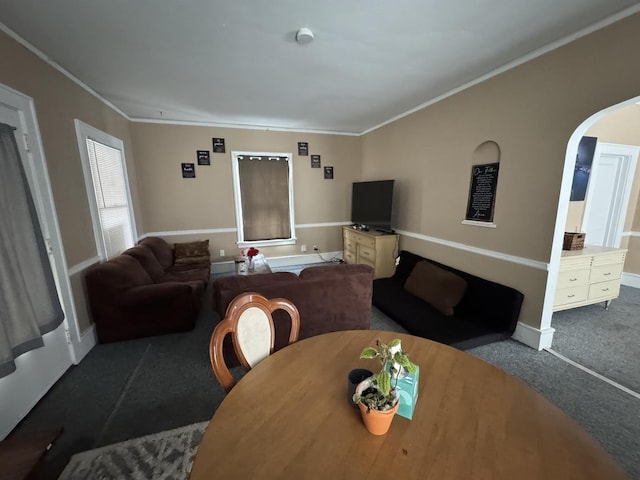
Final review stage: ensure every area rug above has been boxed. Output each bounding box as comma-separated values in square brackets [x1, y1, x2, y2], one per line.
[58, 422, 208, 480]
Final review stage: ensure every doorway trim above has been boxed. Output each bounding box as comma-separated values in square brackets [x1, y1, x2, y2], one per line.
[540, 96, 640, 348]
[0, 83, 91, 361]
[581, 142, 639, 247]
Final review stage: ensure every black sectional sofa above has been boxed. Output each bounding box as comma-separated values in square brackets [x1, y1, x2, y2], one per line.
[373, 250, 524, 350]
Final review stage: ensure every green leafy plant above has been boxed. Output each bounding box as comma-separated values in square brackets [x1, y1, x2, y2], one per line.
[352, 339, 417, 412]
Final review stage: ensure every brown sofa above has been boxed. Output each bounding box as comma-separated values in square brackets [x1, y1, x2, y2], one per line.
[86, 237, 210, 343]
[212, 263, 374, 363]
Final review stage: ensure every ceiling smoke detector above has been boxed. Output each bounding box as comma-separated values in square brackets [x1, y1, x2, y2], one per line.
[295, 28, 314, 45]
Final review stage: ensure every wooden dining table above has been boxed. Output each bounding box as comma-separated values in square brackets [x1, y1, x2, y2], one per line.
[189, 330, 627, 479]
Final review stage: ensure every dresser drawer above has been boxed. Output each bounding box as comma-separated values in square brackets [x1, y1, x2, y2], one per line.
[557, 269, 590, 289]
[359, 246, 376, 262]
[554, 285, 588, 307]
[588, 280, 620, 301]
[590, 263, 623, 283]
[356, 235, 376, 249]
[343, 229, 357, 242]
[344, 250, 356, 264]
[344, 238, 356, 252]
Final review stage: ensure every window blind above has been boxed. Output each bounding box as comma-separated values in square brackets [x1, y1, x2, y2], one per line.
[86, 138, 135, 258]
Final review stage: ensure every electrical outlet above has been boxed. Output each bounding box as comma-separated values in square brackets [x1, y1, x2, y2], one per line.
[313, 245, 319, 252]
[219, 249, 225, 257]
[301, 244, 307, 252]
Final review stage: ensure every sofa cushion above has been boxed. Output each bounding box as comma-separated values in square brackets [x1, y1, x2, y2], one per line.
[174, 240, 210, 265]
[123, 244, 165, 282]
[86, 254, 153, 291]
[139, 237, 175, 270]
[374, 278, 508, 350]
[404, 260, 467, 316]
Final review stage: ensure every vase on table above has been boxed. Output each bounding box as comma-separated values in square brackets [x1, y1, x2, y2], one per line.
[247, 256, 254, 271]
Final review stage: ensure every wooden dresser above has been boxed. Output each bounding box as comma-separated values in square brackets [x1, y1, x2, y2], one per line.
[553, 245, 627, 312]
[342, 226, 399, 279]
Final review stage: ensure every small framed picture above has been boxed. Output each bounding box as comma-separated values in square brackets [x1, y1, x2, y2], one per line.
[197, 150, 210, 165]
[311, 154, 321, 168]
[324, 166, 334, 179]
[212, 138, 226, 153]
[181, 163, 196, 178]
[298, 142, 309, 156]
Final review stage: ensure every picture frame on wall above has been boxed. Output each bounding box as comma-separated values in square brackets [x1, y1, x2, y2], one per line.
[311, 154, 321, 168]
[197, 150, 210, 165]
[324, 166, 333, 179]
[212, 138, 226, 153]
[181, 163, 196, 178]
[298, 142, 309, 156]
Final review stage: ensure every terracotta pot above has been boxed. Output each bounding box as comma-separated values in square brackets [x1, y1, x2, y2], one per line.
[355, 378, 399, 435]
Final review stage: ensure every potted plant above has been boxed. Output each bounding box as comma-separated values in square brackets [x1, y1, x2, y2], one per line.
[352, 339, 417, 435]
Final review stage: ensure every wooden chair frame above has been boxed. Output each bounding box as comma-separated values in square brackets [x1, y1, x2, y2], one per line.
[209, 292, 300, 392]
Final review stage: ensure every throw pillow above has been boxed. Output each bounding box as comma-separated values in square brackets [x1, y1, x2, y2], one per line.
[404, 260, 467, 316]
[174, 240, 210, 264]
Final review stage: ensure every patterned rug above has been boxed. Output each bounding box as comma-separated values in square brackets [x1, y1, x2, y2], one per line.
[58, 422, 208, 480]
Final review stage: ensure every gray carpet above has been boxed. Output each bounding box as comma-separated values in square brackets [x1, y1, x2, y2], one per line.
[551, 285, 640, 393]
[12, 276, 640, 479]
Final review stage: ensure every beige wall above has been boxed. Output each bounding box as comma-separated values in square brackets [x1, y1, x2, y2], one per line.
[362, 13, 640, 330]
[0, 32, 141, 266]
[5, 11, 640, 337]
[1, 31, 139, 333]
[130, 123, 361, 261]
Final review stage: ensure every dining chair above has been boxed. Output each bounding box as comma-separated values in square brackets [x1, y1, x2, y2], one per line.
[209, 291, 301, 392]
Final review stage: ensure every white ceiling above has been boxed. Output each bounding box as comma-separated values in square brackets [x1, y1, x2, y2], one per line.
[2, 0, 640, 134]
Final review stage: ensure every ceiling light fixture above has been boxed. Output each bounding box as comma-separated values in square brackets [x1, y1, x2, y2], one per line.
[295, 28, 314, 45]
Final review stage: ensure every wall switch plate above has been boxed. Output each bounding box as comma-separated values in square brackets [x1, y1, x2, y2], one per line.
[301, 244, 307, 252]
[219, 249, 225, 256]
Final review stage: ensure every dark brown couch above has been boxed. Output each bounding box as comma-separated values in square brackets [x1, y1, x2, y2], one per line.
[212, 263, 374, 363]
[85, 237, 210, 343]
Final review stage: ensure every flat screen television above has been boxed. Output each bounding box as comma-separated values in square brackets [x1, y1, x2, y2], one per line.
[351, 180, 394, 232]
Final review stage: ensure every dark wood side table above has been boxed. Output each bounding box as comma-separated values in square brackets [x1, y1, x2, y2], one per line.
[0, 428, 62, 480]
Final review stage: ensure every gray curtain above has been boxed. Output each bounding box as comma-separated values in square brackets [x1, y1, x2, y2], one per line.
[0, 123, 64, 378]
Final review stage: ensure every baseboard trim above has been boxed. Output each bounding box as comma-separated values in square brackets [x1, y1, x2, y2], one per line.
[621, 272, 640, 288]
[71, 325, 97, 364]
[211, 251, 342, 274]
[512, 322, 555, 350]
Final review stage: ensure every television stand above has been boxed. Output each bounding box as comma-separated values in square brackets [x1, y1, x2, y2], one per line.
[342, 226, 399, 279]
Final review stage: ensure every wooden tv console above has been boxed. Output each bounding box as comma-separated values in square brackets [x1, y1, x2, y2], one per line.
[342, 226, 399, 279]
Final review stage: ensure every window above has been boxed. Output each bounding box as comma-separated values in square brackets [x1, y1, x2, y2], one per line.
[231, 151, 295, 247]
[75, 120, 137, 259]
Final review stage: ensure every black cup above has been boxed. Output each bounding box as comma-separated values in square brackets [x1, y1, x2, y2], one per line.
[348, 368, 373, 404]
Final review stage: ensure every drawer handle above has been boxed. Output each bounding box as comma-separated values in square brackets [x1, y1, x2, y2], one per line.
[604, 272, 611, 276]
[569, 278, 577, 282]
[567, 294, 575, 298]
[602, 288, 609, 292]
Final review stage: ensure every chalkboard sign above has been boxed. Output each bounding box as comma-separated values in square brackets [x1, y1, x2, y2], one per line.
[465, 162, 499, 222]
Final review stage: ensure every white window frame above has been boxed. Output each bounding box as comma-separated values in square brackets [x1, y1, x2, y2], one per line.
[231, 150, 296, 248]
[74, 119, 137, 259]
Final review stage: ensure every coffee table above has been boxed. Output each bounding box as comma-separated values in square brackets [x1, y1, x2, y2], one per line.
[189, 330, 626, 479]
